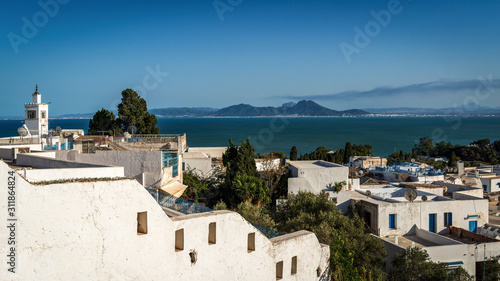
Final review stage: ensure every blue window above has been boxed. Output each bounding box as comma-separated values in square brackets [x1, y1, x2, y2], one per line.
[444, 212, 452, 226]
[483, 185, 488, 192]
[429, 213, 437, 233]
[389, 214, 396, 229]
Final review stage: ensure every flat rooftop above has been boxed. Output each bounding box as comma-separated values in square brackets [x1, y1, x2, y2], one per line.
[384, 235, 439, 248]
[288, 160, 344, 169]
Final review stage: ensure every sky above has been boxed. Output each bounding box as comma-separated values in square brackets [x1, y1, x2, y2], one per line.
[1, 0, 500, 116]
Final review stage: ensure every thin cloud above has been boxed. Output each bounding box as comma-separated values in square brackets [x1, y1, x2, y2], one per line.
[279, 78, 500, 101]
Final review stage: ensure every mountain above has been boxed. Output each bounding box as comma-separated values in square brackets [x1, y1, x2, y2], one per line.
[211, 100, 368, 117]
[149, 107, 218, 117]
[362, 106, 500, 115]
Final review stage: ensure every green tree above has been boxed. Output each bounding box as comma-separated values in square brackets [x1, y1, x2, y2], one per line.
[181, 170, 209, 203]
[237, 138, 258, 177]
[478, 255, 500, 281]
[333, 181, 346, 193]
[117, 88, 159, 134]
[235, 202, 276, 230]
[448, 151, 459, 167]
[415, 136, 434, 156]
[274, 191, 386, 280]
[344, 142, 353, 164]
[389, 247, 472, 281]
[290, 146, 298, 161]
[88, 108, 119, 135]
[232, 173, 270, 206]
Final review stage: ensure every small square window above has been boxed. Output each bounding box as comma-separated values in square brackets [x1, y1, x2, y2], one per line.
[137, 211, 147, 235]
[175, 229, 184, 252]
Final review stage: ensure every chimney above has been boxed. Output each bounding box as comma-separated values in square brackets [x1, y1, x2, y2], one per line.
[457, 161, 464, 176]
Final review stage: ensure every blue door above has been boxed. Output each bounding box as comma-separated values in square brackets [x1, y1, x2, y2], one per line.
[469, 221, 478, 233]
[429, 214, 436, 233]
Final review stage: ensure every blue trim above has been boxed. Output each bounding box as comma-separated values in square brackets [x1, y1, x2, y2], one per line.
[445, 261, 464, 266]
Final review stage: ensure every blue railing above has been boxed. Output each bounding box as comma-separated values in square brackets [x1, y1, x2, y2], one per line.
[250, 223, 284, 239]
[125, 134, 182, 143]
[146, 188, 284, 239]
[147, 188, 213, 214]
[43, 142, 72, 151]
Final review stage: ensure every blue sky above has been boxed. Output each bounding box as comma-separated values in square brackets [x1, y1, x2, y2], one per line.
[1, 0, 499, 116]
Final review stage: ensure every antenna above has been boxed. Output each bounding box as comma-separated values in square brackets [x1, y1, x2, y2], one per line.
[127, 125, 137, 135]
[17, 127, 28, 137]
[421, 195, 428, 202]
[404, 189, 417, 202]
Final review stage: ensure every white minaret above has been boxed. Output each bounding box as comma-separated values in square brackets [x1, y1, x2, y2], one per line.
[24, 85, 49, 138]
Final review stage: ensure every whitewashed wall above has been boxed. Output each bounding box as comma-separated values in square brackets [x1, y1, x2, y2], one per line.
[0, 161, 329, 281]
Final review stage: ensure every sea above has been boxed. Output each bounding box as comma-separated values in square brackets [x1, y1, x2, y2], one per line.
[1, 117, 499, 157]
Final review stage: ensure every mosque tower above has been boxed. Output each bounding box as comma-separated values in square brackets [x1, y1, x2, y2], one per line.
[24, 85, 49, 137]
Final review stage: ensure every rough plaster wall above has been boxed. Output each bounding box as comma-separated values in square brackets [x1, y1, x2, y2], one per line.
[0, 162, 176, 281]
[424, 245, 473, 275]
[301, 167, 348, 194]
[171, 212, 329, 281]
[183, 158, 212, 177]
[16, 154, 106, 169]
[68, 151, 162, 184]
[0, 148, 13, 160]
[287, 178, 314, 195]
[22, 167, 124, 182]
[0, 161, 328, 281]
[187, 147, 226, 158]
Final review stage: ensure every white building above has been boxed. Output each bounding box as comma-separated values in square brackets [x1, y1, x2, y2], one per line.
[0, 160, 330, 280]
[480, 175, 500, 193]
[337, 185, 497, 277]
[287, 160, 348, 196]
[349, 156, 387, 169]
[24, 85, 49, 138]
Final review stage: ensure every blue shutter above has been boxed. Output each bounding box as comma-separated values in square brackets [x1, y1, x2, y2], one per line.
[429, 214, 436, 232]
[389, 214, 395, 229]
[448, 213, 452, 226]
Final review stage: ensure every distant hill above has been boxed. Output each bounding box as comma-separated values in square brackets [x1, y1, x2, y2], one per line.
[211, 100, 368, 117]
[362, 105, 500, 115]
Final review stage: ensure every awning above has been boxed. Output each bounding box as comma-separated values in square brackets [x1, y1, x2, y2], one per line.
[160, 181, 188, 198]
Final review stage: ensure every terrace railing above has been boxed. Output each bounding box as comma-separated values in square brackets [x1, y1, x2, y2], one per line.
[146, 188, 284, 239]
[117, 134, 183, 143]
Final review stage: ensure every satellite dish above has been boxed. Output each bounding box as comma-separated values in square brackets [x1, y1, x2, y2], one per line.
[421, 195, 428, 202]
[18, 127, 28, 137]
[365, 190, 372, 196]
[127, 125, 137, 134]
[55, 126, 62, 135]
[358, 170, 364, 175]
[404, 189, 417, 202]
[49, 128, 56, 136]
